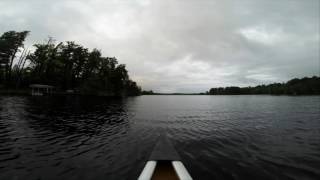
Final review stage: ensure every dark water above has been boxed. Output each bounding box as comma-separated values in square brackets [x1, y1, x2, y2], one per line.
[0, 95, 319, 180]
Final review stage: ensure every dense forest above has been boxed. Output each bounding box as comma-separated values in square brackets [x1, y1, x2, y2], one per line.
[208, 76, 320, 95]
[0, 30, 141, 96]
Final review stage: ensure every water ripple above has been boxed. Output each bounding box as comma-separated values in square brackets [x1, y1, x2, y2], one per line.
[0, 95, 320, 179]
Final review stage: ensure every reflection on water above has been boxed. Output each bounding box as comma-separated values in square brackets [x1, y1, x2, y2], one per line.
[0, 95, 320, 180]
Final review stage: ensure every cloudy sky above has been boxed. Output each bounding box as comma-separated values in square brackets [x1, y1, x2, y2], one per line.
[0, 0, 319, 93]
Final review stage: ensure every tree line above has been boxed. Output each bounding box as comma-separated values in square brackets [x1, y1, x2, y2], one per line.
[208, 76, 320, 95]
[0, 30, 141, 96]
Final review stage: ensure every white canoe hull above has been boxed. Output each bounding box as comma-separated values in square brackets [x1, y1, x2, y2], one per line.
[138, 160, 192, 180]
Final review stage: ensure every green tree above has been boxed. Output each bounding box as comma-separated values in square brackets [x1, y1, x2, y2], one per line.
[1, 30, 141, 96]
[0, 31, 29, 86]
[209, 77, 320, 95]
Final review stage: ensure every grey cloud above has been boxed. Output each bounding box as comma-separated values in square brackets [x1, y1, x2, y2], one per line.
[0, 0, 319, 93]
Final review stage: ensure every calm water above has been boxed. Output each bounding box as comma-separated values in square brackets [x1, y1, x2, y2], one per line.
[0, 95, 319, 180]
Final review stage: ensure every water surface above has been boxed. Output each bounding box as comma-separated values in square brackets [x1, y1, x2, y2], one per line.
[0, 95, 319, 180]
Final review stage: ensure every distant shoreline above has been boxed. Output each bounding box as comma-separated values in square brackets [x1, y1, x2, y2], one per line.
[0, 89, 134, 97]
[142, 76, 320, 96]
[2, 77, 319, 97]
[141, 94, 320, 96]
[1, 89, 319, 97]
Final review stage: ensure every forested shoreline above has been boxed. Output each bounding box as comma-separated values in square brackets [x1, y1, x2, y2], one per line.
[141, 77, 320, 95]
[0, 31, 141, 96]
[208, 76, 320, 95]
[1, 31, 319, 97]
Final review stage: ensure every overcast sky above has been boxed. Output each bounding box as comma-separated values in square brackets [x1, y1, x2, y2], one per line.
[0, 0, 319, 93]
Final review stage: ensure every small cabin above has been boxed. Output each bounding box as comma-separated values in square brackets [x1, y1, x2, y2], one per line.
[29, 84, 54, 96]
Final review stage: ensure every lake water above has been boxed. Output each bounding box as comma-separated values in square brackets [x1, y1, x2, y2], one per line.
[0, 95, 319, 180]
